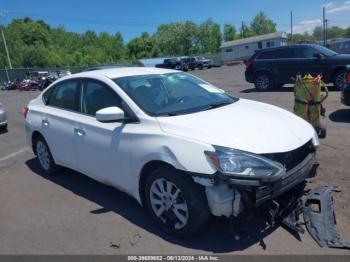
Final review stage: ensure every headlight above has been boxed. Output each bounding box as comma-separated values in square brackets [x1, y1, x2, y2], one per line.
[205, 146, 285, 178]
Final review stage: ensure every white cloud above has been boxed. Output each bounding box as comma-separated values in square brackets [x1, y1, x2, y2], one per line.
[325, 0, 350, 13]
[321, 2, 333, 8]
[293, 19, 322, 33]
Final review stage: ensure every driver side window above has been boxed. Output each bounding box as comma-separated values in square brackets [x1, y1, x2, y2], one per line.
[81, 80, 122, 116]
[295, 48, 318, 59]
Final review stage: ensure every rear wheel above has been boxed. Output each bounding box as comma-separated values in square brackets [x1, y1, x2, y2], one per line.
[174, 64, 182, 70]
[34, 136, 58, 174]
[333, 70, 346, 90]
[144, 166, 210, 237]
[254, 73, 274, 91]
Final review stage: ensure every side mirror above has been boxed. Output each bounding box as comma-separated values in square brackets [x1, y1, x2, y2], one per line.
[96, 106, 125, 122]
[313, 53, 323, 59]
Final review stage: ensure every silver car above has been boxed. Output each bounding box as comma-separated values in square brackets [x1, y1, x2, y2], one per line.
[0, 102, 8, 131]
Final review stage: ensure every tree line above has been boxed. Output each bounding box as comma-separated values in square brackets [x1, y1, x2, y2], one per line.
[0, 12, 349, 68]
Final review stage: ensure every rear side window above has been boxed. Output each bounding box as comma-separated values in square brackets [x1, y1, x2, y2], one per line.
[257, 51, 274, 59]
[81, 80, 122, 116]
[273, 48, 294, 59]
[47, 80, 79, 111]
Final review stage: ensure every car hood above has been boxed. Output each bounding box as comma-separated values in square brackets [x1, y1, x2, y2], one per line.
[156, 99, 315, 154]
[330, 54, 350, 61]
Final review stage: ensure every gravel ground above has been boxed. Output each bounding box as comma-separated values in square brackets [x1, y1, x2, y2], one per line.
[0, 65, 349, 255]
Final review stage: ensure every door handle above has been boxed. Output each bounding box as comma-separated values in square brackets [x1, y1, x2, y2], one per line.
[74, 128, 86, 137]
[42, 120, 49, 126]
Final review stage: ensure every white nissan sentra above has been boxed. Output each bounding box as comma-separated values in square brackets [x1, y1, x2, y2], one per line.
[25, 67, 319, 237]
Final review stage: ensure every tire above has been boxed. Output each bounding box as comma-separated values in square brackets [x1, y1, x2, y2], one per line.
[254, 72, 274, 91]
[174, 64, 182, 71]
[144, 166, 210, 237]
[34, 135, 58, 174]
[333, 69, 346, 90]
[1, 124, 7, 132]
[317, 125, 327, 139]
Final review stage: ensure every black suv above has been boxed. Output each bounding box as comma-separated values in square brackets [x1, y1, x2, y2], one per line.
[155, 58, 188, 71]
[245, 44, 350, 90]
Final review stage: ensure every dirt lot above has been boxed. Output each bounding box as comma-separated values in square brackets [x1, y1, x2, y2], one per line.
[0, 65, 349, 255]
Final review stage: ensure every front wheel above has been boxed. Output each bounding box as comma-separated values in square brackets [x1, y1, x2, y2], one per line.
[144, 166, 210, 237]
[333, 70, 346, 90]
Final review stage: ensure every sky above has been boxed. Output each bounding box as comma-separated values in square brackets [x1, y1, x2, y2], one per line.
[1, 0, 350, 42]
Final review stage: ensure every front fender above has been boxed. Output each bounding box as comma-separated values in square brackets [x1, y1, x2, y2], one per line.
[128, 133, 216, 202]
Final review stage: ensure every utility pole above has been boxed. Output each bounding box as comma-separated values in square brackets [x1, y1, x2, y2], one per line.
[323, 6, 326, 46]
[290, 11, 293, 43]
[241, 21, 244, 38]
[325, 19, 328, 45]
[0, 11, 12, 69]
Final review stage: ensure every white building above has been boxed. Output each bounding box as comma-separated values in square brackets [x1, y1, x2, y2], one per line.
[220, 32, 288, 62]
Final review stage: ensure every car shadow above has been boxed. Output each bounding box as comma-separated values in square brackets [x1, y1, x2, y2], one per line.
[26, 158, 292, 253]
[241, 85, 339, 93]
[329, 109, 350, 123]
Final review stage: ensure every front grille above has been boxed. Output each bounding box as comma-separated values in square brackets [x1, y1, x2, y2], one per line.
[262, 140, 315, 171]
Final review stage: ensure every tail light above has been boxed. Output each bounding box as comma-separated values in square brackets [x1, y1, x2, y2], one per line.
[346, 71, 350, 84]
[244, 60, 252, 68]
[23, 106, 29, 119]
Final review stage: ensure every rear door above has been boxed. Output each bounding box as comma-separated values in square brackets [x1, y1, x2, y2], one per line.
[270, 48, 297, 84]
[42, 79, 80, 169]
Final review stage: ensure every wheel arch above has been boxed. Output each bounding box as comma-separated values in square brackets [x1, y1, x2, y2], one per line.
[253, 69, 273, 82]
[31, 130, 45, 155]
[330, 66, 347, 82]
[138, 160, 177, 207]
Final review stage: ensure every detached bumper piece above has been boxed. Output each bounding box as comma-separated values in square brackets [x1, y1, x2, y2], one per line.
[304, 186, 350, 249]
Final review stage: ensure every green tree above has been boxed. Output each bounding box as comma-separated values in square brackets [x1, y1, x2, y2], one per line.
[313, 26, 323, 41]
[198, 18, 222, 53]
[344, 27, 350, 37]
[240, 23, 256, 38]
[327, 26, 345, 39]
[223, 24, 237, 41]
[250, 11, 276, 35]
[127, 32, 156, 59]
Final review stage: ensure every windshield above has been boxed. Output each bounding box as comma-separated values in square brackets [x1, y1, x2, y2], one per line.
[113, 73, 237, 116]
[314, 45, 338, 57]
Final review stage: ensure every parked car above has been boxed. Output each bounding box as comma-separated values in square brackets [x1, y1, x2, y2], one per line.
[245, 44, 350, 90]
[180, 57, 197, 70]
[194, 56, 213, 70]
[155, 58, 188, 71]
[0, 102, 7, 131]
[341, 65, 350, 106]
[24, 67, 319, 237]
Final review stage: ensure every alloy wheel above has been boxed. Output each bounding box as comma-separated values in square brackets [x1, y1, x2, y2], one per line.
[36, 140, 50, 171]
[335, 72, 345, 89]
[256, 75, 270, 90]
[149, 178, 188, 229]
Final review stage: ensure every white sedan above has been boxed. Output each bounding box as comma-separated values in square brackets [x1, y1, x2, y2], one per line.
[24, 67, 319, 237]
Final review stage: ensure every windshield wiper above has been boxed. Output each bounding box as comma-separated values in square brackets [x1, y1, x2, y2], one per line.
[202, 101, 232, 111]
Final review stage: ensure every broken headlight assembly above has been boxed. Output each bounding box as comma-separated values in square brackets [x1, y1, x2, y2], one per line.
[205, 146, 285, 179]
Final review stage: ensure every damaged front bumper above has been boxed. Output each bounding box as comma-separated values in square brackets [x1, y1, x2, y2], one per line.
[193, 153, 316, 218]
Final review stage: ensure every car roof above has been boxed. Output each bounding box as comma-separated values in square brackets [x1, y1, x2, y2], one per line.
[257, 44, 320, 53]
[67, 67, 179, 80]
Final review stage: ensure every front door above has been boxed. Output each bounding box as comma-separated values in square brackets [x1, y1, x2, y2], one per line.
[73, 79, 131, 187]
